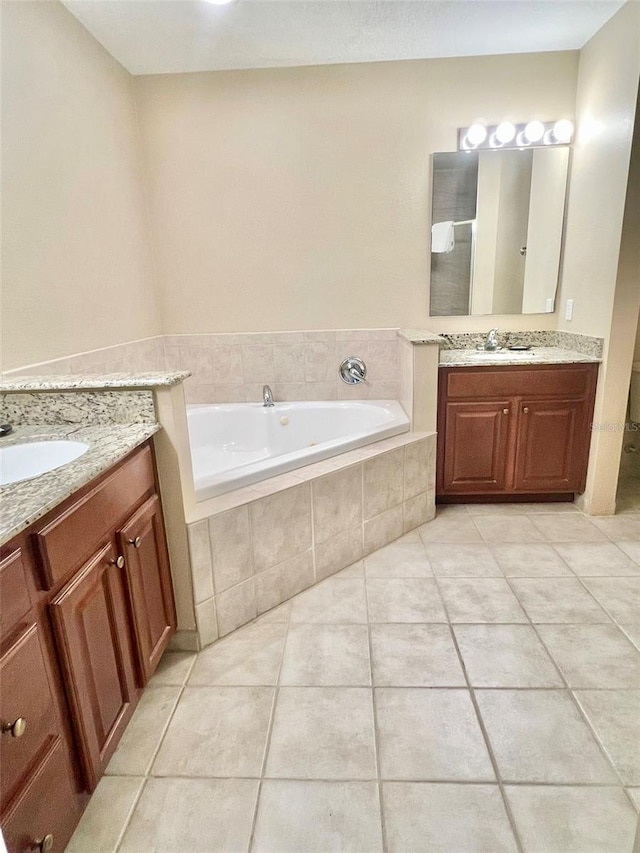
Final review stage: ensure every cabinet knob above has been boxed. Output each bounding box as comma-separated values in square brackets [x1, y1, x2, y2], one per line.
[128, 536, 142, 549]
[110, 555, 125, 569]
[523, 407, 530, 414]
[34, 834, 54, 852]
[502, 408, 509, 415]
[2, 717, 26, 738]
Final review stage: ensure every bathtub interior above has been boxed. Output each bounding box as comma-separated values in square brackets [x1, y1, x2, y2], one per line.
[187, 399, 410, 500]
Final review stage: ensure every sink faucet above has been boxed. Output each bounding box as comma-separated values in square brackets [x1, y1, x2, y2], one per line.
[0, 424, 13, 437]
[262, 385, 275, 407]
[483, 328, 500, 351]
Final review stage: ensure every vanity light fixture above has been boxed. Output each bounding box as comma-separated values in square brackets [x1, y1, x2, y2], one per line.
[204, 0, 237, 5]
[459, 119, 573, 151]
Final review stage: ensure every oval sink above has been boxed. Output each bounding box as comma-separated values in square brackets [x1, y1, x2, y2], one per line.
[0, 440, 90, 486]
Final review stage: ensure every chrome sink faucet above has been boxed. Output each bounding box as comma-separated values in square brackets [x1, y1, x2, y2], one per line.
[482, 328, 501, 351]
[263, 385, 275, 407]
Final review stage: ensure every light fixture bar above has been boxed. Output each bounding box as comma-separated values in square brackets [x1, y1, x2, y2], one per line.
[458, 120, 573, 151]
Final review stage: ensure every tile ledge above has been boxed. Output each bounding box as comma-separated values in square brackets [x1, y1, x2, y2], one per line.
[0, 371, 191, 392]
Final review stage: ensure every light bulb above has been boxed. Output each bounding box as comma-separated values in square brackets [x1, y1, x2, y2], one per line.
[466, 124, 488, 146]
[495, 122, 516, 144]
[524, 120, 545, 143]
[553, 119, 574, 143]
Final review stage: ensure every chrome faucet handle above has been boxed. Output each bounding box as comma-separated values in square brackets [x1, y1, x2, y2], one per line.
[339, 357, 367, 385]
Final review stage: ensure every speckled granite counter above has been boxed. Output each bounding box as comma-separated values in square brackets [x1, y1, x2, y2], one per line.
[0, 371, 190, 392]
[0, 422, 160, 545]
[440, 347, 602, 367]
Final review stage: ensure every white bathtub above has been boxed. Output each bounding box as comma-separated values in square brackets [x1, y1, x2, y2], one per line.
[187, 400, 410, 500]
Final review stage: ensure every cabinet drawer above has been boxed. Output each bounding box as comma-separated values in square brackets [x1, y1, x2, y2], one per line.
[0, 550, 31, 640]
[34, 444, 155, 589]
[1, 625, 57, 809]
[444, 366, 594, 401]
[2, 737, 80, 853]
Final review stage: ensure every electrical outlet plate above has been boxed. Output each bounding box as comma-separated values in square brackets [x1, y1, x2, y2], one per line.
[565, 299, 574, 321]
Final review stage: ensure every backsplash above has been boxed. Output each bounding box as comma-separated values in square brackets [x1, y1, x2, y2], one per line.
[0, 390, 156, 426]
[438, 330, 603, 357]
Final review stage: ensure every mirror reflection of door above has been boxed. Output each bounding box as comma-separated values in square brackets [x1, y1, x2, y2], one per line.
[429, 147, 569, 317]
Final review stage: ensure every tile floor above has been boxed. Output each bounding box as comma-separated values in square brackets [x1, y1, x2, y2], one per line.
[67, 504, 640, 853]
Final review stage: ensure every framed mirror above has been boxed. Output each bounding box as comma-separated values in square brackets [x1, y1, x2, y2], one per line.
[429, 146, 569, 316]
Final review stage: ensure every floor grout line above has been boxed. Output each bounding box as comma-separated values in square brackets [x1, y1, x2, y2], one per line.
[428, 556, 526, 853]
[247, 603, 292, 852]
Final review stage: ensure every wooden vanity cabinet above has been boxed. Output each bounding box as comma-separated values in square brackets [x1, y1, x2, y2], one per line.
[437, 363, 598, 499]
[1, 440, 176, 852]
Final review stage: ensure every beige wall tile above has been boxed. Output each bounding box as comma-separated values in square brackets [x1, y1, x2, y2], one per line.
[187, 520, 214, 604]
[403, 491, 436, 533]
[305, 381, 338, 400]
[274, 344, 307, 382]
[195, 597, 219, 647]
[243, 344, 275, 381]
[215, 578, 258, 637]
[315, 528, 364, 582]
[209, 505, 253, 593]
[255, 550, 315, 614]
[364, 505, 404, 555]
[363, 449, 404, 520]
[312, 466, 363, 544]
[210, 345, 244, 384]
[250, 484, 312, 572]
[404, 437, 436, 500]
[304, 343, 336, 381]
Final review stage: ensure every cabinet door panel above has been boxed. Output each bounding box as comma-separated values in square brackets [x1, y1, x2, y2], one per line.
[3, 738, 80, 853]
[513, 399, 590, 492]
[0, 625, 56, 808]
[442, 401, 511, 493]
[49, 542, 139, 790]
[118, 495, 176, 683]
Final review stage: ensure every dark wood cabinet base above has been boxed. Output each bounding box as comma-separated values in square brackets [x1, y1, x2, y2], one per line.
[437, 363, 598, 501]
[1, 440, 175, 851]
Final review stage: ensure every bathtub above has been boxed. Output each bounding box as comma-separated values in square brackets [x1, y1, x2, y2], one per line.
[187, 400, 410, 500]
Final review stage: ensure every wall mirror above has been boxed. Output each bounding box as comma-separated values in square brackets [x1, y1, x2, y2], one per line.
[429, 147, 569, 316]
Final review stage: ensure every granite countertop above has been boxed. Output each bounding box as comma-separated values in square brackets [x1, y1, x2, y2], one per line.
[0, 371, 190, 392]
[439, 347, 602, 367]
[0, 422, 161, 545]
[398, 330, 443, 344]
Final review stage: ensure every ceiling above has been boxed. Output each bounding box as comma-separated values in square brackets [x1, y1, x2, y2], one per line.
[61, 0, 626, 76]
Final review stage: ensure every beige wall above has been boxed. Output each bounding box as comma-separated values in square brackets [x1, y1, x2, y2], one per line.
[134, 52, 578, 337]
[1, 0, 160, 372]
[557, 1, 640, 514]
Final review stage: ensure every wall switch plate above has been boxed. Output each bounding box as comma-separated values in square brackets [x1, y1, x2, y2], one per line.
[565, 299, 574, 321]
[546, 298, 554, 312]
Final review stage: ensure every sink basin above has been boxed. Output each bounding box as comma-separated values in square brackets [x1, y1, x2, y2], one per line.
[468, 350, 536, 360]
[0, 440, 90, 486]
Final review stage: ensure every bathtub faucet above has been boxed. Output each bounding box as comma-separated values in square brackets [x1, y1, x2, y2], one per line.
[263, 385, 275, 407]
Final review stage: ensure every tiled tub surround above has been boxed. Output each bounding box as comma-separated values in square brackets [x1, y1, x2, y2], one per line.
[187, 433, 436, 642]
[68, 502, 640, 853]
[163, 329, 402, 405]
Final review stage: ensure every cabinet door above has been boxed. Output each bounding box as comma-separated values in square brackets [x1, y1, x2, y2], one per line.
[118, 495, 176, 683]
[442, 401, 512, 493]
[513, 399, 590, 492]
[49, 542, 139, 790]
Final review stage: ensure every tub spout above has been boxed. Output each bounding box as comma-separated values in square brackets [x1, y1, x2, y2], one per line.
[263, 385, 275, 407]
